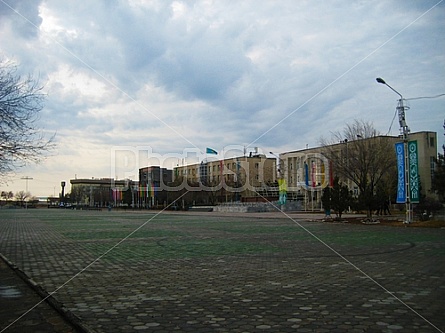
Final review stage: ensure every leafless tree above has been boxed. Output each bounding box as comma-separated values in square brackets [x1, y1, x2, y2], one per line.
[320, 119, 396, 217]
[1, 190, 14, 206]
[0, 60, 55, 180]
[15, 190, 29, 206]
[1, 190, 13, 200]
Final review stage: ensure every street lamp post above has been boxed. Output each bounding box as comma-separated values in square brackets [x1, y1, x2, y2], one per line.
[21, 176, 33, 209]
[269, 152, 282, 178]
[376, 78, 412, 223]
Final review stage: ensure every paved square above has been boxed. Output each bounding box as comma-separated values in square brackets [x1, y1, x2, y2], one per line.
[1, 209, 444, 332]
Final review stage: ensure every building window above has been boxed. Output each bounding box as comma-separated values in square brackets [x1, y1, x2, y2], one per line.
[430, 137, 435, 147]
[255, 162, 259, 169]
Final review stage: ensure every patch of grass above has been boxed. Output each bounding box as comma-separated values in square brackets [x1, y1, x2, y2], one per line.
[62, 229, 184, 240]
[319, 229, 444, 246]
[85, 237, 279, 260]
[3, 210, 443, 259]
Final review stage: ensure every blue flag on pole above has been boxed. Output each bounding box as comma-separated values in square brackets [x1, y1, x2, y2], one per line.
[395, 142, 406, 203]
[206, 148, 218, 155]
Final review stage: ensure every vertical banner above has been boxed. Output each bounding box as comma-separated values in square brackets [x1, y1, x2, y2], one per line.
[311, 161, 316, 187]
[395, 142, 405, 203]
[278, 178, 287, 205]
[321, 163, 325, 185]
[235, 158, 240, 182]
[408, 140, 420, 203]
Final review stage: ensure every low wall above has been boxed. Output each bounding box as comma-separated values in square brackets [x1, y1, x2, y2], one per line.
[213, 201, 302, 213]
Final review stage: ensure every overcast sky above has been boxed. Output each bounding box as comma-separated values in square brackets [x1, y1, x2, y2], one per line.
[1, 0, 444, 197]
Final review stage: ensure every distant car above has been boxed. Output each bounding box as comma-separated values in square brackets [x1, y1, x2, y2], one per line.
[59, 203, 73, 209]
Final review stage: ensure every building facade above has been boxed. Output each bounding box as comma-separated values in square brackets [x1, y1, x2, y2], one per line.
[139, 166, 173, 188]
[173, 154, 276, 200]
[70, 178, 135, 207]
[279, 131, 438, 208]
[138, 166, 173, 208]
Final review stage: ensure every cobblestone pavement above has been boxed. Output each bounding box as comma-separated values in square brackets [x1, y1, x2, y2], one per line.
[0, 255, 81, 333]
[0, 209, 444, 333]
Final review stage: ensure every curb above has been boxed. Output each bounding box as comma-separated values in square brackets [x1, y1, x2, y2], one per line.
[0, 253, 96, 333]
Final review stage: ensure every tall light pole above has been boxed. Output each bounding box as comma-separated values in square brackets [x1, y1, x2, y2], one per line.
[21, 176, 33, 209]
[21, 176, 33, 192]
[376, 78, 412, 223]
[269, 152, 282, 178]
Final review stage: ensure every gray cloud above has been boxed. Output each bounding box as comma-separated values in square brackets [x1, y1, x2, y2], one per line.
[0, 0, 43, 38]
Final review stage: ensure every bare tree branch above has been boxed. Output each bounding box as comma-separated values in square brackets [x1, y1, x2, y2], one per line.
[0, 60, 55, 179]
[320, 119, 396, 216]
